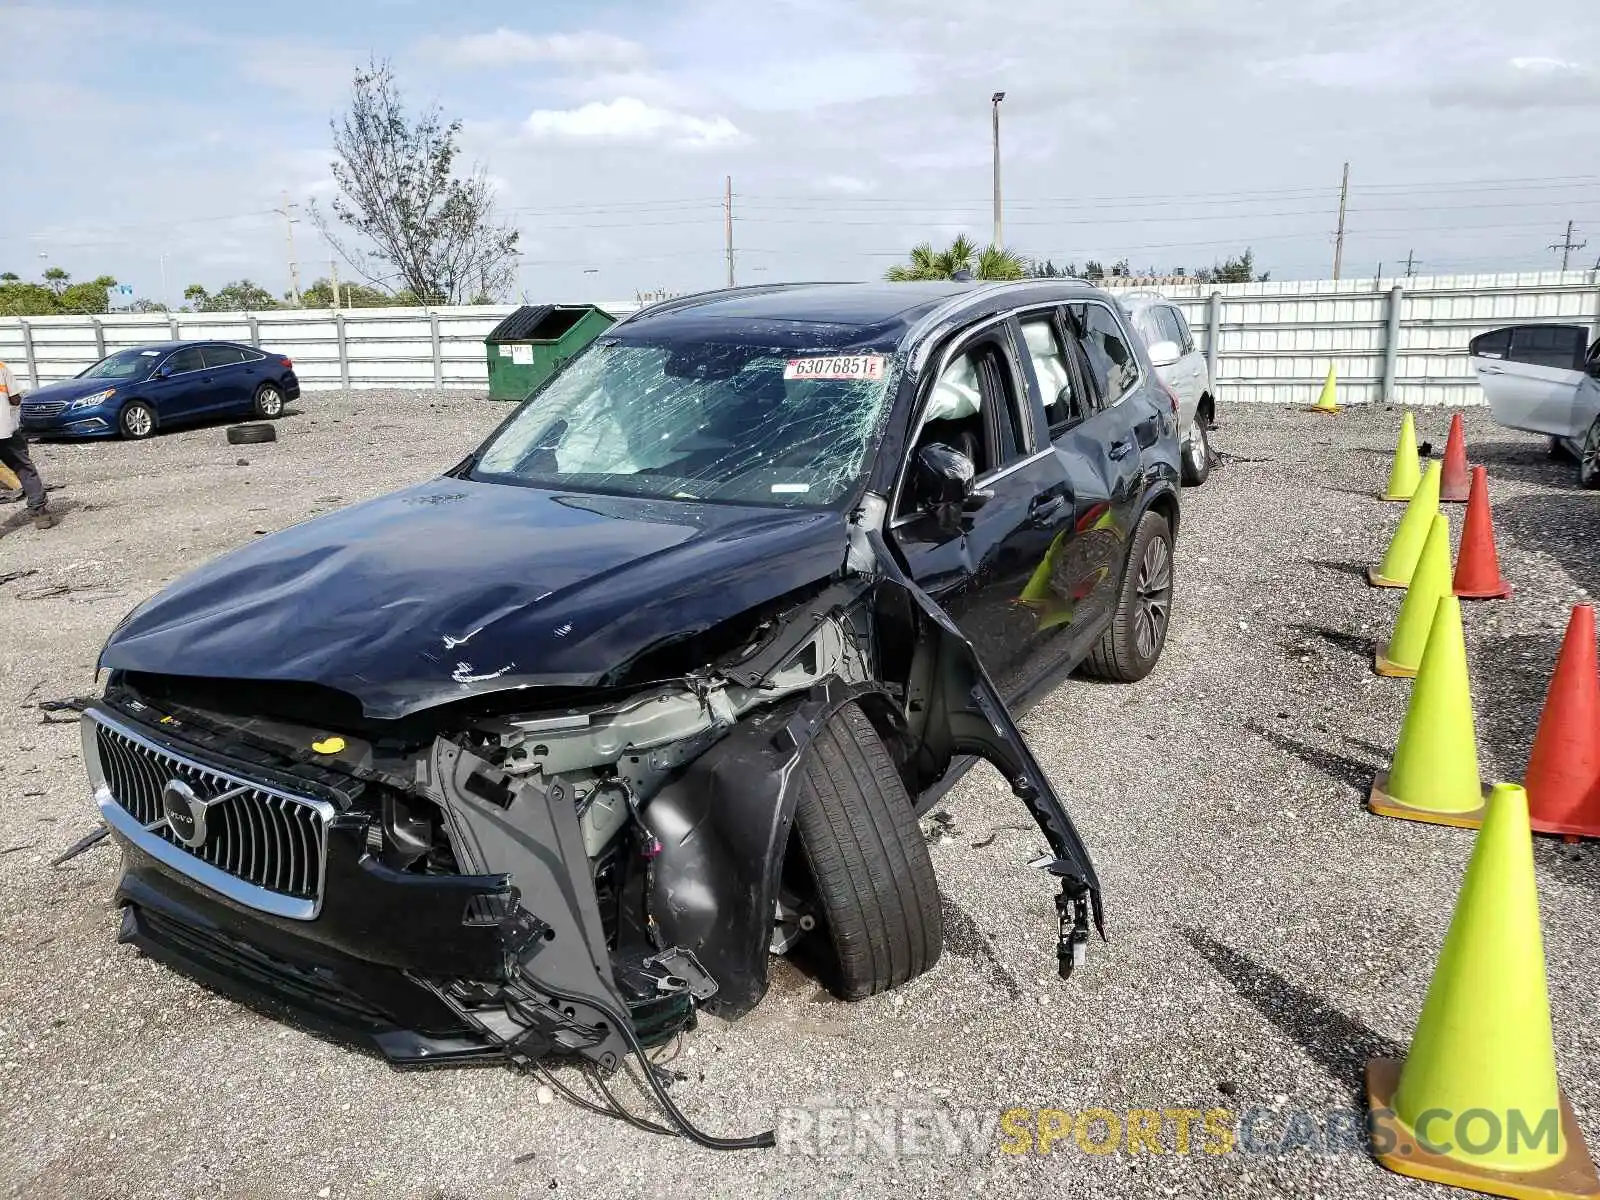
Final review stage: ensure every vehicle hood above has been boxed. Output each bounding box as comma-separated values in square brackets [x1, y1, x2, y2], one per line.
[23, 377, 140, 404]
[100, 478, 850, 719]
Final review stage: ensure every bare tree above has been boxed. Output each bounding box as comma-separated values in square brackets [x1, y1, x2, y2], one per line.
[312, 59, 519, 305]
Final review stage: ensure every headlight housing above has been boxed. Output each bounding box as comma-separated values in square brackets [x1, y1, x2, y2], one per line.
[69, 388, 116, 410]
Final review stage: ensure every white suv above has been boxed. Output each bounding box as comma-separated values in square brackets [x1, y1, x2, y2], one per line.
[1116, 291, 1215, 485]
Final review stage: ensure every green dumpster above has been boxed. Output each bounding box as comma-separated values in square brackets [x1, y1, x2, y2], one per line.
[484, 304, 615, 400]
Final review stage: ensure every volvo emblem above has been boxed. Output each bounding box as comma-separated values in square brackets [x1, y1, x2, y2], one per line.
[162, 779, 211, 848]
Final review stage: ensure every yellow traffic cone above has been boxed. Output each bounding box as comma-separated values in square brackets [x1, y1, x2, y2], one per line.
[1368, 460, 1442, 588]
[1309, 363, 1340, 413]
[0, 463, 19, 491]
[1366, 782, 1600, 1200]
[1370, 593, 1489, 826]
[1376, 513, 1453, 678]
[1382, 411, 1422, 501]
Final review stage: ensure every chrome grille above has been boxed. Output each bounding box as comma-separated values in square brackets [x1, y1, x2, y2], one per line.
[85, 710, 334, 920]
[23, 400, 68, 417]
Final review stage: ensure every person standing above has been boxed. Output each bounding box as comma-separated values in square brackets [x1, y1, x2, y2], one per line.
[0, 358, 56, 529]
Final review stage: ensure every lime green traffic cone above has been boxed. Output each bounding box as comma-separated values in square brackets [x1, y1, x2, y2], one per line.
[1376, 512, 1453, 677]
[1366, 782, 1600, 1198]
[1382, 411, 1422, 501]
[1310, 363, 1340, 413]
[1370, 593, 1488, 826]
[1368, 460, 1442, 588]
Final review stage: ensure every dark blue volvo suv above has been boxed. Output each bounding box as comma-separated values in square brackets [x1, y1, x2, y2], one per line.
[20, 340, 300, 439]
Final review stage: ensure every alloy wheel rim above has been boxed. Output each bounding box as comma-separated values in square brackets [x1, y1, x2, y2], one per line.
[126, 407, 151, 436]
[261, 389, 282, 415]
[1585, 423, 1600, 477]
[1134, 536, 1172, 660]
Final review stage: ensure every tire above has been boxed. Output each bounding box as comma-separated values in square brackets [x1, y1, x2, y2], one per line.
[1580, 417, 1600, 490]
[226, 423, 277, 445]
[118, 401, 156, 440]
[789, 702, 942, 1000]
[252, 383, 285, 419]
[1082, 509, 1174, 682]
[1547, 435, 1570, 461]
[1180, 411, 1213, 486]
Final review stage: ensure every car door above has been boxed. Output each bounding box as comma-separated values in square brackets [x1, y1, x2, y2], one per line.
[890, 318, 1080, 698]
[1068, 300, 1151, 517]
[1470, 324, 1590, 437]
[199, 344, 253, 414]
[1158, 305, 1204, 432]
[1005, 308, 1139, 690]
[141, 346, 209, 421]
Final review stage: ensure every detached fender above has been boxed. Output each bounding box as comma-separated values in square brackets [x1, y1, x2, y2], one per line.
[643, 677, 902, 1018]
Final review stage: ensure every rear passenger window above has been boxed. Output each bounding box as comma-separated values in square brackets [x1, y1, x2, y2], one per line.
[1162, 307, 1194, 353]
[1071, 303, 1139, 403]
[1019, 317, 1083, 433]
[1506, 326, 1586, 371]
[201, 345, 248, 368]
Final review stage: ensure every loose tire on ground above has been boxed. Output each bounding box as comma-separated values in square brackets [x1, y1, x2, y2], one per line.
[789, 702, 942, 1000]
[1082, 509, 1175, 683]
[226, 424, 277, 446]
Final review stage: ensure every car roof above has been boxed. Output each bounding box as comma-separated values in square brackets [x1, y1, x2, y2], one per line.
[616, 280, 1111, 351]
[111, 339, 243, 355]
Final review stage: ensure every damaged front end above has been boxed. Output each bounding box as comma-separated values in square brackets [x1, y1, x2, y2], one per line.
[88, 511, 1101, 1143]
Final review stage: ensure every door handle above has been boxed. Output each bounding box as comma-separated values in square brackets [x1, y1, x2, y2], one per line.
[1028, 494, 1069, 528]
[1108, 439, 1134, 461]
[1479, 366, 1504, 375]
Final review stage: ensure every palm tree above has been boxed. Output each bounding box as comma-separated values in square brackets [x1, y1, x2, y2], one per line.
[885, 235, 1025, 282]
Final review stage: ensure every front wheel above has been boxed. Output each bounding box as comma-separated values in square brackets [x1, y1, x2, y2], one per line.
[786, 702, 942, 1000]
[253, 384, 285, 419]
[119, 401, 156, 440]
[1580, 417, 1600, 490]
[1181, 414, 1213, 486]
[1081, 509, 1174, 682]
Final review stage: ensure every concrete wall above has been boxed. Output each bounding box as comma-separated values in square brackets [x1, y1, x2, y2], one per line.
[4, 271, 1599, 405]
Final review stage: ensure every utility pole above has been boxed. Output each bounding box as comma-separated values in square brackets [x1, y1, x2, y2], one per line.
[991, 92, 1006, 248]
[1404, 248, 1420, 278]
[1332, 161, 1349, 281]
[159, 253, 169, 310]
[1549, 220, 1586, 271]
[277, 191, 301, 304]
[724, 175, 735, 288]
[330, 258, 342, 309]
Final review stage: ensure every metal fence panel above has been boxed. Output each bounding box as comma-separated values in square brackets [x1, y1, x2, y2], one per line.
[5, 273, 1598, 403]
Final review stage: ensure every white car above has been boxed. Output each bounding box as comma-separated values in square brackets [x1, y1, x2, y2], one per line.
[1469, 324, 1600, 488]
[1116, 291, 1215, 485]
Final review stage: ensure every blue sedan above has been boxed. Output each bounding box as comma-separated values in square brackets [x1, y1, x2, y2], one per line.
[19, 341, 301, 440]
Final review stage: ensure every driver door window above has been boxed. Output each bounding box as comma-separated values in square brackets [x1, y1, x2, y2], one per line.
[917, 337, 1027, 478]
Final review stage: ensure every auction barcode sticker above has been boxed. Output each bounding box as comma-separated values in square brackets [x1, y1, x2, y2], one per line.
[784, 355, 886, 381]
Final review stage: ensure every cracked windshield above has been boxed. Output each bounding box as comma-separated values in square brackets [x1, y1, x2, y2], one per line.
[473, 339, 893, 507]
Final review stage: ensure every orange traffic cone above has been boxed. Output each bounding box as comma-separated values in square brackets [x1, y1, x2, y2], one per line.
[1367, 782, 1600, 1200]
[1454, 466, 1512, 601]
[1441, 411, 1470, 503]
[1524, 605, 1600, 839]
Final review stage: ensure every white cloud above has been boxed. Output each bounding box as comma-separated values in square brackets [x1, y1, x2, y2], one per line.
[437, 28, 647, 70]
[522, 97, 744, 149]
[1432, 55, 1600, 108]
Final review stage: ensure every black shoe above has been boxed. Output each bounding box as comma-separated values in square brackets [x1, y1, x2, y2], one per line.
[32, 508, 58, 530]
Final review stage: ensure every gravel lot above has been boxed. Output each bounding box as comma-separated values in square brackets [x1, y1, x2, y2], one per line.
[1, 393, 1597, 1200]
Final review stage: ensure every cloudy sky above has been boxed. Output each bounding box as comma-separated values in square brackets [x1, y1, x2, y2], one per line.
[3, 0, 1598, 305]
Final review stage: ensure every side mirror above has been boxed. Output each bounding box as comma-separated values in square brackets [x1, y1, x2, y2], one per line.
[1146, 339, 1181, 368]
[914, 442, 988, 536]
[915, 442, 976, 506]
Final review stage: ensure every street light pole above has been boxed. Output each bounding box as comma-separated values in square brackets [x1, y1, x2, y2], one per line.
[991, 92, 1006, 249]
